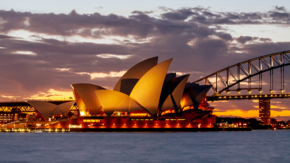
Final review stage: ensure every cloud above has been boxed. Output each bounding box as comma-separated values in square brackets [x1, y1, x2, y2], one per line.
[161, 8, 194, 20]
[1, 95, 20, 100]
[0, 5, 289, 116]
[269, 12, 290, 20]
[55, 68, 70, 72]
[96, 54, 132, 59]
[0, 7, 288, 40]
[236, 36, 258, 44]
[76, 71, 126, 79]
[254, 104, 289, 111]
[24, 89, 74, 100]
[275, 6, 286, 11]
[12, 51, 37, 56]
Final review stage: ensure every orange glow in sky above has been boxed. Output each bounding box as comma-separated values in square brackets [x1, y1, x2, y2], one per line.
[214, 109, 290, 119]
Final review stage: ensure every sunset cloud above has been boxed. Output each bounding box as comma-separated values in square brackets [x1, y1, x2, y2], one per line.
[96, 54, 132, 59]
[76, 71, 126, 79]
[1, 95, 20, 100]
[12, 51, 37, 56]
[0, 6, 289, 118]
[23, 89, 74, 101]
[55, 68, 71, 72]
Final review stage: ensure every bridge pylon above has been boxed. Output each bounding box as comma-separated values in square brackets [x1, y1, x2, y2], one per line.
[259, 98, 270, 125]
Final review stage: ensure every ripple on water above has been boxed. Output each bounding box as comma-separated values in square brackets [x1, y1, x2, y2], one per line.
[0, 130, 289, 163]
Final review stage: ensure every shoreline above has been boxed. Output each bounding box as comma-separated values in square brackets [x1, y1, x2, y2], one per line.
[0, 127, 252, 132]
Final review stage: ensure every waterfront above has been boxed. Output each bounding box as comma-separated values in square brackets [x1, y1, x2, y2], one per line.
[0, 130, 289, 162]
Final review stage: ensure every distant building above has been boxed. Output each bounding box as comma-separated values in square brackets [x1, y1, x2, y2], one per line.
[259, 98, 270, 125]
[270, 118, 277, 126]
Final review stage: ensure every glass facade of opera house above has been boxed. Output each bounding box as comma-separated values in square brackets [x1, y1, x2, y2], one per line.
[1, 57, 216, 131]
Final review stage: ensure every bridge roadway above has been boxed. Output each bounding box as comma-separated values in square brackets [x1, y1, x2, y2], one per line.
[207, 93, 290, 101]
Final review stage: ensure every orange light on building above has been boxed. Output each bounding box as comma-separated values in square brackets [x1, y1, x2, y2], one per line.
[130, 113, 151, 117]
[122, 123, 127, 128]
[183, 106, 194, 111]
[143, 123, 148, 128]
[79, 111, 86, 116]
[110, 123, 116, 128]
[132, 123, 138, 128]
[207, 123, 213, 128]
[165, 123, 171, 128]
[161, 109, 175, 115]
[180, 98, 185, 109]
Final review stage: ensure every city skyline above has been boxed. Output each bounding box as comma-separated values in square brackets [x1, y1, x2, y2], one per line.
[1, 1, 290, 120]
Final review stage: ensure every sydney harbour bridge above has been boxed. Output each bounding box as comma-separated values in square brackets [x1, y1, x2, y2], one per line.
[194, 50, 290, 124]
[1, 50, 290, 125]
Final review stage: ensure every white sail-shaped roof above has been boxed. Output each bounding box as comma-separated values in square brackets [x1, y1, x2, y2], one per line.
[58, 101, 75, 116]
[120, 79, 139, 95]
[180, 85, 211, 109]
[130, 59, 173, 115]
[28, 101, 56, 120]
[187, 85, 212, 109]
[71, 83, 105, 115]
[28, 101, 75, 120]
[114, 57, 158, 93]
[181, 93, 193, 108]
[95, 90, 144, 115]
[161, 95, 175, 111]
[52, 106, 62, 115]
[170, 75, 189, 109]
[161, 75, 189, 110]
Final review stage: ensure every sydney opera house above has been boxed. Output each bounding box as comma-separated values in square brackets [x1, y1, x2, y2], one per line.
[1, 57, 216, 131]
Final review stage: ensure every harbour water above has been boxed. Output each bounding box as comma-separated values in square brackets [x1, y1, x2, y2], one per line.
[0, 130, 289, 163]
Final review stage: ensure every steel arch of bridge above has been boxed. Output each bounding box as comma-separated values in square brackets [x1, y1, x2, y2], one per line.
[194, 50, 290, 96]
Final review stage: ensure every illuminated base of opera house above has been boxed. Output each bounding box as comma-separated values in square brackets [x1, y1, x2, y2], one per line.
[1, 57, 227, 132]
[44, 108, 216, 131]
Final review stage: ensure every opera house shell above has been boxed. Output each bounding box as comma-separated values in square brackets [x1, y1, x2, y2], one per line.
[71, 57, 212, 117]
[27, 101, 75, 120]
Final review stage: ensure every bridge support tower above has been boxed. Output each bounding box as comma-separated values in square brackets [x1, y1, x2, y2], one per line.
[259, 98, 270, 125]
